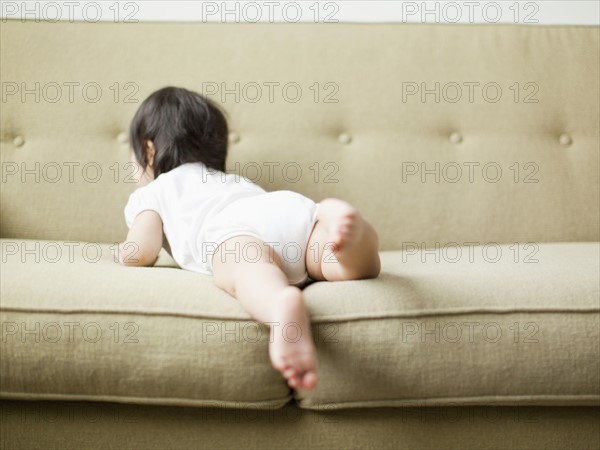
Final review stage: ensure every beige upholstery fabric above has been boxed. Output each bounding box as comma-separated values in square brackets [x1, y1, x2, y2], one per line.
[2, 400, 599, 450]
[1, 21, 599, 249]
[2, 240, 598, 408]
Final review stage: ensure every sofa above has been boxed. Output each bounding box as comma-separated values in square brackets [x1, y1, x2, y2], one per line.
[1, 19, 599, 449]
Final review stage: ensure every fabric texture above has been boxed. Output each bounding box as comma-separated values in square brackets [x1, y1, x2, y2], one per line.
[1, 239, 598, 409]
[1, 400, 599, 450]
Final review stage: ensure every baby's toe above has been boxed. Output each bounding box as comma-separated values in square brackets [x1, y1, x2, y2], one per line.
[288, 375, 301, 388]
[283, 367, 296, 379]
[300, 371, 318, 390]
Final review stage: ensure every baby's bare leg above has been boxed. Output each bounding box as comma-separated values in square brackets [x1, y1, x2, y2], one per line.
[211, 235, 317, 390]
[306, 198, 381, 281]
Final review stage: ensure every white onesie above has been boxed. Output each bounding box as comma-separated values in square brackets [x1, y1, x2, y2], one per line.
[124, 162, 320, 287]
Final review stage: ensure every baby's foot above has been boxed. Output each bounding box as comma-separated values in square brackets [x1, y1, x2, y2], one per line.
[268, 287, 318, 391]
[318, 198, 365, 253]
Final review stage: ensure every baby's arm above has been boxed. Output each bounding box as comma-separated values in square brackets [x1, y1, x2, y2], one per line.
[115, 210, 163, 267]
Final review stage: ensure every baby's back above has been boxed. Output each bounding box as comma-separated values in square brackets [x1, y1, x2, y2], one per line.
[124, 162, 266, 271]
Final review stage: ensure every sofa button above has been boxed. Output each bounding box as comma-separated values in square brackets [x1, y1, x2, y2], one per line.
[559, 133, 572, 146]
[13, 136, 25, 147]
[116, 131, 128, 144]
[228, 131, 240, 144]
[338, 133, 352, 144]
[449, 132, 463, 144]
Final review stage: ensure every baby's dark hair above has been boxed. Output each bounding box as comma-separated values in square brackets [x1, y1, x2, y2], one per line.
[129, 86, 229, 178]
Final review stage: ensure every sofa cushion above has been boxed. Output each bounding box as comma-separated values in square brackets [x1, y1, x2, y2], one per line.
[0, 239, 291, 409]
[1, 239, 598, 410]
[296, 242, 600, 409]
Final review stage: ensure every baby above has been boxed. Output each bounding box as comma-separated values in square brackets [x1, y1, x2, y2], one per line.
[115, 87, 381, 391]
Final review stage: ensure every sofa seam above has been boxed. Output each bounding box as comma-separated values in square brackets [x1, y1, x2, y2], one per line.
[295, 395, 600, 410]
[0, 391, 293, 410]
[1, 306, 598, 323]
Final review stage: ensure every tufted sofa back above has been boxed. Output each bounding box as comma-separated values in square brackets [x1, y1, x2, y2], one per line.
[1, 21, 598, 250]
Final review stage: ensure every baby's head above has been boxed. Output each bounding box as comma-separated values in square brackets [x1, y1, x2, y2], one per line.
[129, 86, 229, 185]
